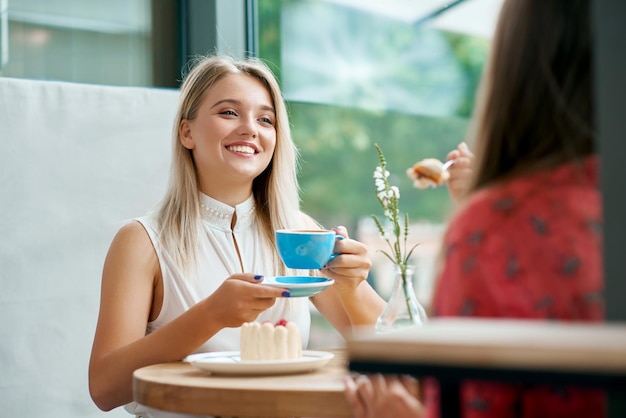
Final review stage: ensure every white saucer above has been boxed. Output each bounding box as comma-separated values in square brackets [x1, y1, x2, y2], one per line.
[186, 350, 334, 376]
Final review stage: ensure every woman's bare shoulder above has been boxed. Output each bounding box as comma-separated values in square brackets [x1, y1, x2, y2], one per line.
[112, 220, 152, 244]
[105, 220, 158, 268]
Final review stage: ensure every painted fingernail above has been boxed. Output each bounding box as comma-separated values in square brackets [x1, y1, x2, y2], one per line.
[282, 291, 291, 297]
[254, 275, 263, 280]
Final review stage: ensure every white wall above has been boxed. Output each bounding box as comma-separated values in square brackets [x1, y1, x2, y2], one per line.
[0, 78, 178, 417]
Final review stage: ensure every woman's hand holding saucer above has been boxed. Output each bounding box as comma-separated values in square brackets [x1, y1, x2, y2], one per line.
[205, 274, 287, 328]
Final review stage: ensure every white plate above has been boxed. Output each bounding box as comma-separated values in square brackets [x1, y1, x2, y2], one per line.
[262, 276, 334, 297]
[186, 350, 334, 376]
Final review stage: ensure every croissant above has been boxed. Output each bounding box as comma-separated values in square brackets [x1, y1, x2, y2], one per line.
[406, 158, 450, 189]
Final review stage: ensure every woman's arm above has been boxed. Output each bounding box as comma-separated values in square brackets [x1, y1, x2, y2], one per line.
[310, 225, 386, 335]
[88, 222, 284, 411]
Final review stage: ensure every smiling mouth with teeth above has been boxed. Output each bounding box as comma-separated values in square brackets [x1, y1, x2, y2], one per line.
[227, 145, 256, 154]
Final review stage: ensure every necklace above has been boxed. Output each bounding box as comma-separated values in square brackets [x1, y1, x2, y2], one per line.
[199, 200, 256, 230]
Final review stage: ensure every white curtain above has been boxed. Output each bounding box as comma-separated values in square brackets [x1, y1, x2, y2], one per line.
[0, 78, 179, 417]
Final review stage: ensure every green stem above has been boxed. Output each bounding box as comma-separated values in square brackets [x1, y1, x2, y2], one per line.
[401, 272, 414, 321]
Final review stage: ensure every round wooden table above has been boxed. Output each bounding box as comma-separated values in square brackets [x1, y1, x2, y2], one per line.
[133, 349, 351, 418]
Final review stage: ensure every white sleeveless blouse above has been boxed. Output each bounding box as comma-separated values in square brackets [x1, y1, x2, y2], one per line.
[125, 193, 310, 418]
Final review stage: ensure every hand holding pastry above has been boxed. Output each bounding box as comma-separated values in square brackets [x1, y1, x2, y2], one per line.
[445, 141, 474, 204]
[406, 142, 474, 205]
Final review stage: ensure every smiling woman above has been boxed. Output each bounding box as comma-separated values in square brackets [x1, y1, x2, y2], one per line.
[87, 54, 386, 417]
[178, 72, 277, 204]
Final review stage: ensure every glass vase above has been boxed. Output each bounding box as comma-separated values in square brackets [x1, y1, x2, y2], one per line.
[375, 264, 427, 333]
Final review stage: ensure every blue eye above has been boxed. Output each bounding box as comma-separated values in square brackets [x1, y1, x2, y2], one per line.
[220, 110, 237, 116]
[259, 117, 274, 125]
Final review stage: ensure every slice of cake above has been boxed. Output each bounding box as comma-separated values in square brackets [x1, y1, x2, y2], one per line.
[240, 319, 302, 361]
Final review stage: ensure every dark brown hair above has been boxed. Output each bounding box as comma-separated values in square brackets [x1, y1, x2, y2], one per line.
[468, 0, 594, 192]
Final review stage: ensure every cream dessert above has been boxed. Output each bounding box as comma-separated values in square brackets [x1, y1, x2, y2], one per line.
[406, 158, 451, 189]
[240, 319, 302, 361]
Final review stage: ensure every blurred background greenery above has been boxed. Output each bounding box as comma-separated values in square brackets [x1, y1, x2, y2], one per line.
[258, 0, 489, 231]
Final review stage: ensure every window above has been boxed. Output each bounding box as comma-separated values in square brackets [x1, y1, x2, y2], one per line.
[1, 0, 179, 87]
[258, 0, 499, 309]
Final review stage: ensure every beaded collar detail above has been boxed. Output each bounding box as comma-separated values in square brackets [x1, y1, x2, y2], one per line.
[199, 193, 256, 232]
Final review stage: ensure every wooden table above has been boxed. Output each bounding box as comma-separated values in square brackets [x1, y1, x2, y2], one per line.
[347, 318, 626, 418]
[133, 349, 351, 418]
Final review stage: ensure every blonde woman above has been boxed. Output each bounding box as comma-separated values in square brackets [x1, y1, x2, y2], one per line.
[89, 55, 385, 416]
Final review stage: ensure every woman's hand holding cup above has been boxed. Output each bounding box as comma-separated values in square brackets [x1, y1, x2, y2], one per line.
[322, 226, 371, 292]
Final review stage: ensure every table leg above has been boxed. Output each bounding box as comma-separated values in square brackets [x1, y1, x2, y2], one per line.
[608, 391, 626, 418]
[439, 379, 461, 418]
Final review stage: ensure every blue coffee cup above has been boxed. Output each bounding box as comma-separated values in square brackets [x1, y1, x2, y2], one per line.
[275, 229, 343, 269]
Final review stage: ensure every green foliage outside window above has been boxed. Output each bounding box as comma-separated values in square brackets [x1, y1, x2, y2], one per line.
[258, 0, 489, 230]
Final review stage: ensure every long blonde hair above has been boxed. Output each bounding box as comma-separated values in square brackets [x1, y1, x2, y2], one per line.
[155, 55, 303, 275]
